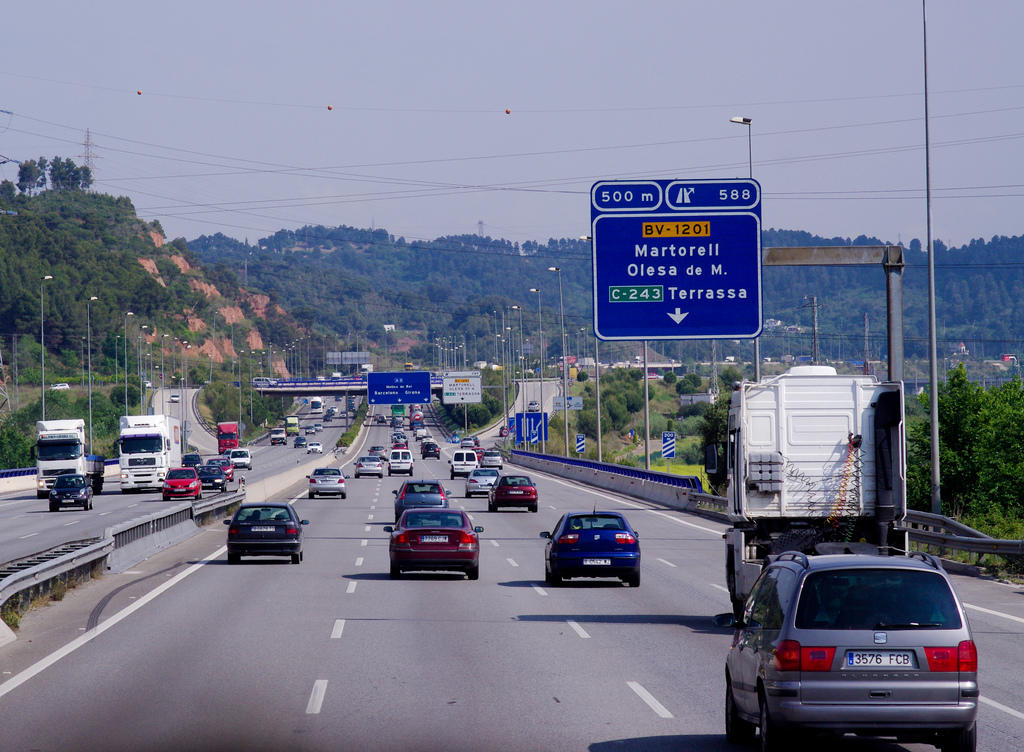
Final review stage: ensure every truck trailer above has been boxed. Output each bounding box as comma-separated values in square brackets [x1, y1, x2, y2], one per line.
[722, 365, 907, 616]
[33, 419, 105, 498]
[118, 414, 182, 492]
[217, 421, 240, 455]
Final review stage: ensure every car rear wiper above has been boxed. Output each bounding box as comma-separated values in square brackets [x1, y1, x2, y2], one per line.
[875, 621, 944, 629]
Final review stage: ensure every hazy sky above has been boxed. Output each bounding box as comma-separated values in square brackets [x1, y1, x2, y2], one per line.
[2, 1, 1021, 249]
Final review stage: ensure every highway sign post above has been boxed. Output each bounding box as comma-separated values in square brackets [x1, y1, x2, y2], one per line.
[367, 371, 431, 405]
[591, 178, 762, 340]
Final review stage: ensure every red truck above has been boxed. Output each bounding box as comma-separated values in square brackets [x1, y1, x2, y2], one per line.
[217, 422, 240, 455]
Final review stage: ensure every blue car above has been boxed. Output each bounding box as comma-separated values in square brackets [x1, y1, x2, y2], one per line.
[540, 511, 641, 587]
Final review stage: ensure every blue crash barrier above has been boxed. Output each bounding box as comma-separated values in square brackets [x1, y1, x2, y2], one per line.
[510, 450, 703, 493]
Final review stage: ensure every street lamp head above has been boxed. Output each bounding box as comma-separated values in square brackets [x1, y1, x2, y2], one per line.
[89, 295, 98, 301]
[529, 287, 540, 293]
[511, 304, 520, 310]
[42, 274, 53, 281]
[547, 266, 560, 273]
[730, 116, 752, 125]
[126, 311, 134, 317]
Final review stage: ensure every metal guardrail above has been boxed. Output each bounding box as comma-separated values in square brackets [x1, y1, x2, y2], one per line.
[511, 450, 704, 492]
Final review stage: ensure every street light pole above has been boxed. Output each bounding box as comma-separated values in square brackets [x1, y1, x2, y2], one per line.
[548, 266, 569, 457]
[40, 274, 53, 420]
[139, 324, 148, 416]
[86, 296, 98, 453]
[730, 115, 759, 382]
[529, 287, 545, 453]
[123, 311, 133, 414]
[161, 334, 169, 413]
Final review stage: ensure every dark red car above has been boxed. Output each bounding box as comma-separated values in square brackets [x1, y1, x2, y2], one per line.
[162, 467, 202, 501]
[488, 474, 538, 513]
[210, 456, 235, 482]
[473, 447, 485, 462]
[384, 509, 483, 580]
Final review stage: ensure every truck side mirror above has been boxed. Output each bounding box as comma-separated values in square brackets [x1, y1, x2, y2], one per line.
[704, 444, 718, 475]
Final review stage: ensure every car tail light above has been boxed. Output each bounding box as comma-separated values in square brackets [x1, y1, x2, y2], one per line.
[958, 640, 978, 672]
[458, 531, 478, 550]
[614, 532, 637, 544]
[925, 647, 958, 672]
[557, 533, 579, 544]
[773, 640, 802, 671]
[286, 526, 298, 535]
[228, 527, 238, 535]
[309, 478, 316, 484]
[393, 532, 411, 546]
[800, 646, 836, 671]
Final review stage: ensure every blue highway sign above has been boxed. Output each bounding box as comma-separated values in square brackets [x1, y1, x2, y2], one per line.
[575, 433, 586, 454]
[662, 431, 676, 459]
[514, 412, 548, 444]
[366, 371, 432, 405]
[591, 178, 762, 340]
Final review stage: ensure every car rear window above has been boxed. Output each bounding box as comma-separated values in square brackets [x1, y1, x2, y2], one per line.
[405, 512, 465, 528]
[473, 469, 499, 477]
[795, 568, 962, 630]
[566, 514, 626, 531]
[406, 483, 441, 494]
[358, 456, 378, 463]
[314, 468, 341, 476]
[500, 476, 532, 486]
[236, 506, 293, 523]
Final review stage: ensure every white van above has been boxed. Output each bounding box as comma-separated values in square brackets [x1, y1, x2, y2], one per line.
[449, 449, 479, 479]
[251, 377, 277, 388]
[388, 449, 414, 476]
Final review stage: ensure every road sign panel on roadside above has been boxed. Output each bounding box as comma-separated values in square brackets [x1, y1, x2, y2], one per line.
[575, 433, 586, 454]
[514, 412, 548, 444]
[442, 370, 482, 404]
[591, 178, 762, 341]
[662, 431, 676, 459]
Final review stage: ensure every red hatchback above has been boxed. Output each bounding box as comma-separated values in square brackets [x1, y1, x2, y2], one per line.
[488, 474, 538, 512]
[384, 509, 483, 580]
[162, 467, 202, 501]
[210, 456, 235, 483]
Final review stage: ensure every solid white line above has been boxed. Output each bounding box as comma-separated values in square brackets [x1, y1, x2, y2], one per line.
[627, 681, 674, 718]
[980, 695, 1024, 721]
[17, 533, 38, 540]
[567, 620, 590, 639]
[305, 680, 328, 714]
[346, 582, 357, 594]
[355, 557, 364, 567]
[506, 558, 519, 568]
[657, 557, 677, 568]
[965, 602, 1024, 625]
[330, 619, 345, 639]
[490, 540, 500, 547]
[532, 584, 548, 596]
[0, 546, 225, 700]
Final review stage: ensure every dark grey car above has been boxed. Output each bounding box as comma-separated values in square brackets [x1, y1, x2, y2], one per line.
[393, 480, 448, 522]
[715, 551, 978, 752]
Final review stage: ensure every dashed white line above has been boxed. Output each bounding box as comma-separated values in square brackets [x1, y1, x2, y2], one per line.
[306, 680, 328, 714]
[490, 540, 500, 548]
[711, 583, 729, 594]
[354, 557, 364, 567]
[63, 520, 80, 527]
[367, 514, 374, 521]
[330, 619, 345, 639]
[360, 539, 368, 547]
[532, 584, 548, 596]
[364, 526, 371, 533]
[346, 582, 357, 594]
[627, 681, 673, 718]
[18, 533, 38, 540]
[506, 558, 519, 568]
[567, 620, 590, 639]
[98, 511, 112, 516]
[127, 504, 138, 508]
[657, 558, 677, 568]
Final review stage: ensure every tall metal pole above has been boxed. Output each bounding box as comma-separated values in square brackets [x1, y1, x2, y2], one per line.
[923, 0, 942, 515]
[87, 296, 97, 453]
[643, 340, 651, 470]
[549, 267, 569, 457]
[123, 311, 133, 414]
[595, 335, 602, 462]
[731, 116, 759, 381]
[161, 334, 168, 413]
[40, 275, 53, 420]
[530, 287, 545, 453]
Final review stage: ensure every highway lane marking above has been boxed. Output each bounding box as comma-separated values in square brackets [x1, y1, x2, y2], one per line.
[657, 558, 677, 568]
[506, 558, 519, 568]
[364, 526, 371, 533]
[330, 620, 345, 639]
[711, 583, 729, 594]
[533, 472, 722, 535]
[367, 514, 374, 520]
[980, 695, 1024, 722]
[346, 582, 357, 594]
[965, 602, 1024, 625]
[627, 681, 674, 718]
[360, 539, 368, 546]
[18, 533, 38, 539]
[306, 680, 328, 714]
[490, 540, 500, 547]
[355, 557, 364, 567]
[63, 520, 80, 526]
[127, 503, 138, 508]
[532, 585, 548, 596]
[98, 511, 112, 516]
[0, 545, 225, 701]
[567, 620, 590, 639]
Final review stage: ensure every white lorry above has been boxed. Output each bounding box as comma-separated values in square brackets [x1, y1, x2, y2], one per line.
[118, 414, 182, 492]
[33, 419, 106, 499]
[723, 366, 907, 616]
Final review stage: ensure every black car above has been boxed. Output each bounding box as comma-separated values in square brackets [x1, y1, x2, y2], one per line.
[420, 441, 441, 459]
[393, 480, 449, 522]
[375, 414, 387, 425]
[294, 435, 308, 448]
[224, 502, 308, 564]
[181, 453, 204, 468]
[48, 473, 93, 512]
[197, 464, 229, 491]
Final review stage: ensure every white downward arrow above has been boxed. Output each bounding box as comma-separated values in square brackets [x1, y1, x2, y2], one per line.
[667, 308, 688, 324]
